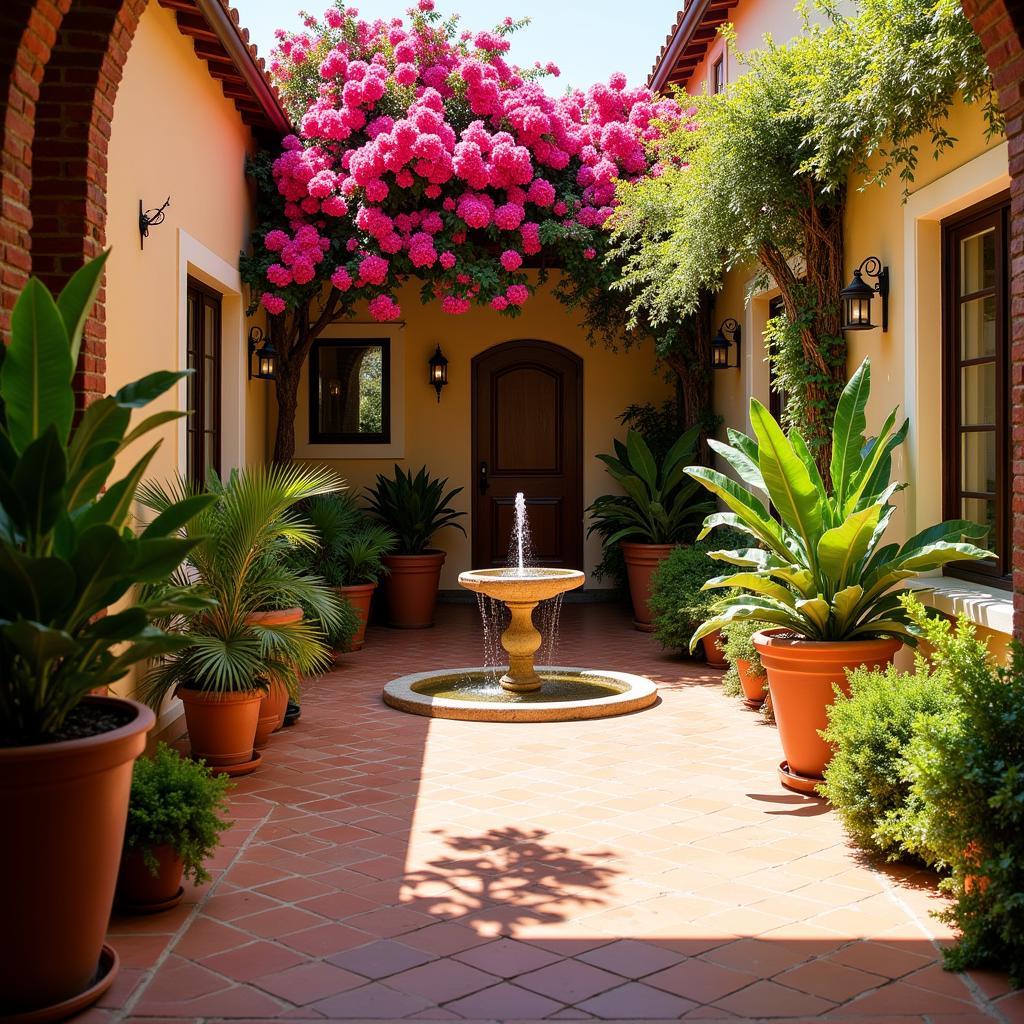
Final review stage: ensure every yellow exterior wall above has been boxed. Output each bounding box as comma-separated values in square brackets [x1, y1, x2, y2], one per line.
[279, 272, 672, 589]
[103, 1, 269, 704]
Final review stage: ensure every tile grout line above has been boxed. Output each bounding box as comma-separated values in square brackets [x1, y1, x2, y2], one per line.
[114, 797, 281, 1023]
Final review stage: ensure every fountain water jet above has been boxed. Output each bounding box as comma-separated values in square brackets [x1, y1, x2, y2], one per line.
[382, 493, 657, 722]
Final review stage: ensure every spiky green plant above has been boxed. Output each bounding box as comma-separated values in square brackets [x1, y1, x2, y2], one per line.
[587, 426, 713, 547]
[138, 465, 345, 705]
[298, 492, 396, 586]
[0, 253, 215, 744]
[365, 465, 466, 555]
[685, 359, 992, 647]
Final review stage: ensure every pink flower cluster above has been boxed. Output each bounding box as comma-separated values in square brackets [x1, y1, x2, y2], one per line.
[257, 3, 689, 320]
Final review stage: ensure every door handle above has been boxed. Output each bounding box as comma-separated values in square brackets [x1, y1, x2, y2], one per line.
[479, 460, 489, 494]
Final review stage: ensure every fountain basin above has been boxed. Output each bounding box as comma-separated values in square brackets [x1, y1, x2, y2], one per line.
[382, 667, 658, 722]
[457, 567, 584, 603]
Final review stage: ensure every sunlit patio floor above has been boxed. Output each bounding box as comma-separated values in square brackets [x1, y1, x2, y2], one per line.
[90, 603, 1019, 1023]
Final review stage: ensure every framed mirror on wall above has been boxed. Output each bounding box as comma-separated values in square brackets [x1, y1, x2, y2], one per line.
[310, 338, 391, 444]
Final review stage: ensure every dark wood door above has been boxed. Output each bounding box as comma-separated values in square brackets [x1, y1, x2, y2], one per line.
[472, 340, 583, 570]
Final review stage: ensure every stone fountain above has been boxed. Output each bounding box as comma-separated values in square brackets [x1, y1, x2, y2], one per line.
[382, 494, 657, 722]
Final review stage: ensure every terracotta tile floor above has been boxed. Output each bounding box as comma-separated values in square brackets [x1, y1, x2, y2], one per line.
[88, 603, 1020, 1023]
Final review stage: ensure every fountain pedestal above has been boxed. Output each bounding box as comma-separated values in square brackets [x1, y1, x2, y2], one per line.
[499, 600, 544, 692]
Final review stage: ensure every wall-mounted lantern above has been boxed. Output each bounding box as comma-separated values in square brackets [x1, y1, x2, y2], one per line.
[711, 318, 741, 370]
[840, 257, 889, 331]
[248, 326, 277, 381]
[428, 344, 449, 402]
[138, 196, 171, 250]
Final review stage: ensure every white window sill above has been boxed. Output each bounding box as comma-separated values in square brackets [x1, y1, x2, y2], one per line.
[902, 577, 1014, 636]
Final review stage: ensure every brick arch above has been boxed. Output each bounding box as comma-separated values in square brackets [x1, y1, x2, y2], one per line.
[0, 0, 71, 332]
[959, 0, 1024, 633]
[29, 0, 149, 406]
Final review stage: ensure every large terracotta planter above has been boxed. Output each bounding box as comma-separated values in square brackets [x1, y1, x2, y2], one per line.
[0, 696, 154, 1014]
[753, 629, 902, 792]
[620, 542, 676, 632]
[116, 844, 184, 914]
[735, 658, 767, 709]
[335, 582, 377, 650]
[178, 688, 261, 766]
[702, 628, 728, 667]
[382, 552, 446, 628]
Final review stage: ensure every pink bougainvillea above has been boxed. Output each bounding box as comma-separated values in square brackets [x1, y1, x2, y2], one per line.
[248, 2, 691, 322]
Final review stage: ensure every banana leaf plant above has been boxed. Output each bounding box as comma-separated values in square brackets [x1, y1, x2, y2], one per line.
[0, 252, 216, 744]
[684, 359, 992, 649]
[587, 426, 714, 546]
[365, 465, 466, 555]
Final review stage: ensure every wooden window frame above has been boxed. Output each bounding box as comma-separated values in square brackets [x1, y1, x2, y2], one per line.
[309, 338, 392, 445]
[941, 191, 1011, 587]
[185, 276, 222, 484]
[711, 54, 725, 95]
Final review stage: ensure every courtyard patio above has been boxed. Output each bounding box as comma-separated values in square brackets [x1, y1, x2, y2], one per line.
[92, 604, 1019, 1023]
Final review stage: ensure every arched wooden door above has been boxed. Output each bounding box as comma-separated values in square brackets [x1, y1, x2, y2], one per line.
[472, 340, 583, 570]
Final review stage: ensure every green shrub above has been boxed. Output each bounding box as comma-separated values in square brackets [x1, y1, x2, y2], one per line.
[896, 609, 1024, 983]
[721, 665, 743, 698]
[821, 655, 954, 863]
[124, 743, 232, 885]
[648, 533, 749, 654]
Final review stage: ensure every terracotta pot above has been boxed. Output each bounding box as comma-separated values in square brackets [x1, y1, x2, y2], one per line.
[753, 629, 902, 785]
[116, 844, 184, 913]
[254, 681, 289, 748]
[178, 688, 261, 766]
[0, 696, 154, 1014]
[736, 658, 767, 708]
[246, 608, 302, 740]
[702, 628, 729, 667]
[335, 582, 377, 650]
[381, 552, 446, 628]
[620, 542, 676, 632]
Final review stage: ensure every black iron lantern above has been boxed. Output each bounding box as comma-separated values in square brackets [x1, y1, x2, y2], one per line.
[711, 318, 741, 370]
[248, 326, 277, 380]
[840, 257, 889, 332]
[428, 344, 448, 402]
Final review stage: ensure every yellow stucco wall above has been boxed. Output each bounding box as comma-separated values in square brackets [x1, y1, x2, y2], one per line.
[275, 272, 673, 589]
[104, 2, 269, 704]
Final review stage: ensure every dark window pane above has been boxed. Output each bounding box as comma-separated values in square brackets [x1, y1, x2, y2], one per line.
[961, 430, 997, 493]
[960, 295, 997, 359]
[961, 497, 998, 559]
[312, 340, 389, 443]
[960, 361, 996, 424]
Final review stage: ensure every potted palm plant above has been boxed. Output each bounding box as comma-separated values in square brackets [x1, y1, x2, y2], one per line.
[140, 465, 345, 769]
[299, 492, 396, 649]
[366, 466, 467, 628]
[116, 743, 232, 913]
[0, 255, 214, 1018]
[685, 359, 991, 792]
[588, 427, 712, 630]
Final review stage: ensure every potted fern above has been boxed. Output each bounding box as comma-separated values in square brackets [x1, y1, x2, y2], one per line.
[685, 359, 991, 792]
[140, 466, 345, 769]
[116, 743, 232, 913]
[299, 492, 396, 649]
[366, 466, 466, 628]
[587, 426, 712, 630]
[0, 256, 214, 1017]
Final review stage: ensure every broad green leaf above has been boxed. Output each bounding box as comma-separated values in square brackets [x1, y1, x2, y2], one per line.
[749, 399, 821, 555]
[816, 503, 881, 584]
[703, 571, 795, 605]
[2, 278, 75, 452]
[625, 430, 658, 490]
[661, 424, 701, 477]
[832, 584, 865, 633]
[795, 596, 830, 636]
[1, 619, 77, 669]
[830, 358, 870, 505]
[12, 426, 68, 542]
[57, 251, 109, 366]
[842, 406, 899, 514]
[114, 370, 188, 409]
[142, 493, 217, 538]
[709, 547, 771, 568]
[708, 438, 766, 493]
[119, 410, 186, 451]
[686, 465, 789, 558]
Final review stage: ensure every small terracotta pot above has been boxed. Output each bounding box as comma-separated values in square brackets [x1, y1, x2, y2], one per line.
[0, 696, 153, 1014]
[754, 630, 902, 785]
[702, 628, 728, 667]
[254, 681, 289, 748]
[735, 658, 767, 708]
[620, 542, 676, 632]
[246, 608, 302, 739]
[334, 582, 377, 650]
[381, 552, 446, 628]
[178, 688, 261, 766]
[963, 840, 989, 895]
[116, 844, 184, 913]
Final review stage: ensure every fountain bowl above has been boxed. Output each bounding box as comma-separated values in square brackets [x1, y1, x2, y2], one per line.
[382, 667, 658, 722]
[457, 567, 584, 603]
